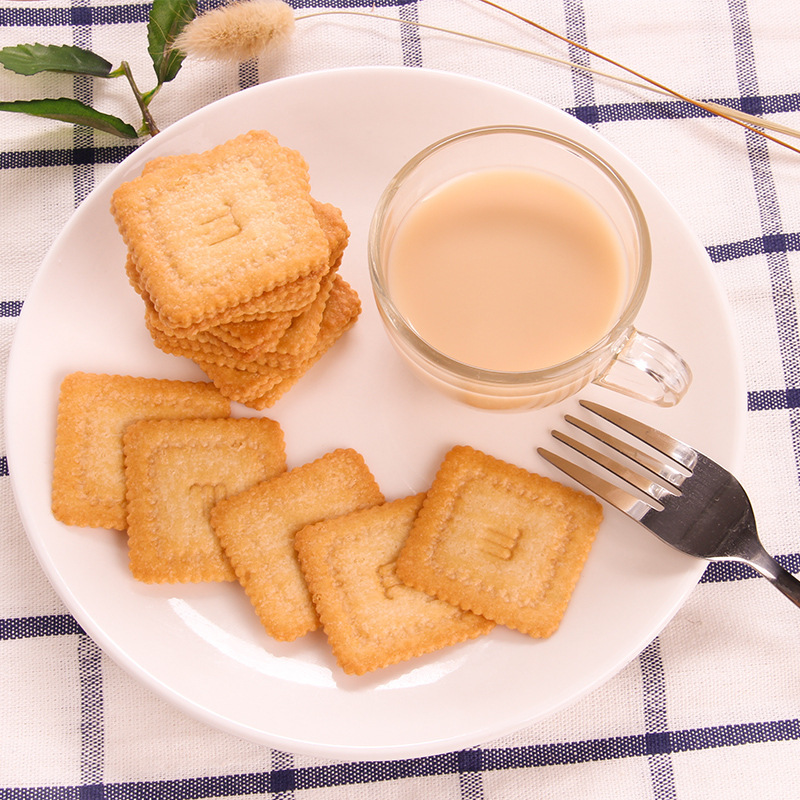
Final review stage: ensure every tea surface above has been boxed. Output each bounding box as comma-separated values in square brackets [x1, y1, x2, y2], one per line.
[388, 168, 627, 371]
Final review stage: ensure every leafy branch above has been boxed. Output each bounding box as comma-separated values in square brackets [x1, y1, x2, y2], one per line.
[0, 0, 197, 139]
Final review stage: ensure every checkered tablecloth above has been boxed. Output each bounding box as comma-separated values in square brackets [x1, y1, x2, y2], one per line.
[2, 0, 800, 797]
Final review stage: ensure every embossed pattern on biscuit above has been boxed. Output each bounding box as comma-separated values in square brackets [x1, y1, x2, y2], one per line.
[122, 416, 286, 584]
[196, 200, 243, 248]
[395, 446, 603, 638]
[478, 525, 523, 561]
[295, 493, 494, 675]
[376, 560, 408, 600]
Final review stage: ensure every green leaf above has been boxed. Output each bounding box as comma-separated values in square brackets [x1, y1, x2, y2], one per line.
[147, 0, 197, 85]
[0, 98, 139, 138]
[0, 43, 113, 77]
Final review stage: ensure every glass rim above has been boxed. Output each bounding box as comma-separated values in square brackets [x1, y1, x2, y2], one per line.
[367, 124, 652, 386]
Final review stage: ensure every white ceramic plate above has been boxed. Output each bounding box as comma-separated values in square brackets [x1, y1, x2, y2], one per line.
[5, 67, 745, 759]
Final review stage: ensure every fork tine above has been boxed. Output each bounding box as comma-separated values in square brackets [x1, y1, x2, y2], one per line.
[551, 431, 678, 504]
[579, 400, 698, 470]
[564, 414, 688, 489]
[537, 447, 655, 522]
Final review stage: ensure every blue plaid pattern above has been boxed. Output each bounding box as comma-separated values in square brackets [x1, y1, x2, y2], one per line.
[2, 0, 799, 797]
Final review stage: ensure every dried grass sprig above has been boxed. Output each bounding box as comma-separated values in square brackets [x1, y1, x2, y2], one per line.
[290, 5, 800, 155]
[174, 0, 295, 63]
[475, 0, 800, 153]
[172, 0, 800, 154]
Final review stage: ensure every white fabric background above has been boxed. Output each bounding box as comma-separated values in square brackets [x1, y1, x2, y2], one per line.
[1, 0, 799, 797]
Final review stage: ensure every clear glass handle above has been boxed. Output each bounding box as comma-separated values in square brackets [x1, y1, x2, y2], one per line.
[594, 329, 692, 407]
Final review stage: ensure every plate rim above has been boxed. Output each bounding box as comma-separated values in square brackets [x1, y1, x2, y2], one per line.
[4, 65, 747, 759]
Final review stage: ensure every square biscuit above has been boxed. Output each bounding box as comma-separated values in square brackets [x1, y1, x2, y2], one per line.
[110, 130, 331, 329]
[123, 417, 286, 583]
[210, 449, 384, 642]
[295, 494, 494, 675]
[52, 372, 230, 530]
[395, 446, 603, 638]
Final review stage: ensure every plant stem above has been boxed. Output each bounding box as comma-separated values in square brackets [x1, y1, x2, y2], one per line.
[295, 7, 800, 154]
[474, 0, 800, 155]
[120, 60, 160, 137]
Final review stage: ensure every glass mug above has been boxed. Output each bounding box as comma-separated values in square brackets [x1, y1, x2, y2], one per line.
[368, 125, 691, 411]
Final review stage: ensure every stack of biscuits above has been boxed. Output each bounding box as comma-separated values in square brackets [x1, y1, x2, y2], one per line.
[110, 130, 360, 409]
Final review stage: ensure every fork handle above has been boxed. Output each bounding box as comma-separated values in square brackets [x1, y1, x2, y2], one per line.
[743, 545, 800, 608]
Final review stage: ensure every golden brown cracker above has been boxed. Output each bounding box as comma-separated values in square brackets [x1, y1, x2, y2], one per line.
[210, 449, 384, 642]
[123, 417, 286, 583]
[110, 130, 330, 329]
[52, 372, 230, 530]
[296, 494, 494, 675]
[395, 446, 603, 638]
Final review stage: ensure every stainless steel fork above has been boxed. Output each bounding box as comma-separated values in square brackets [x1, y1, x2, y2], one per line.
[538, 400, 800, 608]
